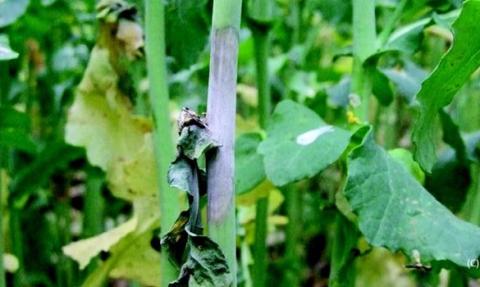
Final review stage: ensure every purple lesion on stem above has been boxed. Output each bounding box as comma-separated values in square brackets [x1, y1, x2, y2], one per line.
[206, 27, 239, 223]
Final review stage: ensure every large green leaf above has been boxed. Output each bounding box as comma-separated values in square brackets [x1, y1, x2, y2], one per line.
[0, 0, 29, 27]
[258, 100, 351, 186]
[412, 0, 480, 172]
[344, 133, 480, 267]
[235, 133, 265, 194]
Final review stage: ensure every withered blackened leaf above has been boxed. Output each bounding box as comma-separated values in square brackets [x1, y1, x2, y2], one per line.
[161, 211, 190, 266]
[168, 156, 195, 195]
[178, 125, 219, 160]
[169, 229, 232, 287]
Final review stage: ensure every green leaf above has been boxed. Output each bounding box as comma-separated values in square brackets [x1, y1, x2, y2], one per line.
[383, 19, 427, 55]
[0, 107, 30, 131]
[439, 110, 467, 163]
[169, 230, 232, 287]
[258, 100, 351, 186]
[0, 0, 29, 28]
[0, 129, 36, 153]
[425, 148, 470, 213]
[235, 133, 266, 194]
[388, 148, 425, 184]
[370, 68, 393, 106]
[412, 0, 480, 172]
[344, 133, 480, 267]
[166, 0, 209, 69]
[382, 64, 425, 104]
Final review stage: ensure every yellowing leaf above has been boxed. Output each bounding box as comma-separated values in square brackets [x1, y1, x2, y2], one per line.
[65, 49, 152, 171]
[63, 218, 137, 269]
[109, 230, 161, 286]
[108, 135, 158, 202]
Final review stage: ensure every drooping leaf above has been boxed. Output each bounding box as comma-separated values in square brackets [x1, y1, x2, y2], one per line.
[109, 230, 162, 286]
[235, 133, 266, 195]
[412, 0, 480, 172]
[0, 0, 29, 28]
[161, 211, 190, 266]
[344, 132, 480, 267]
[258, 100, 351, 186]
[169, 230, 232, 287]
[63, 2, 163, 285]
[63, 218, 137, 269]
[80, 225, 161, 287]
[65, 47, 152, 171]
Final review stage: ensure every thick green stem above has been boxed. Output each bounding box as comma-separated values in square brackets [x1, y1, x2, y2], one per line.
[249, 0, 273, 284]
[144, 1, 180, 285]
[207, 0, 242, 284]
[351, 0, 377, 122]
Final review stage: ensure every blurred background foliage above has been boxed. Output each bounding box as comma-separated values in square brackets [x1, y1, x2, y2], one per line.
[1, 0, 480, 286]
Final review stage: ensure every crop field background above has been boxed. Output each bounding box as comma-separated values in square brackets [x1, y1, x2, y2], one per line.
[1, 0, 480, 286]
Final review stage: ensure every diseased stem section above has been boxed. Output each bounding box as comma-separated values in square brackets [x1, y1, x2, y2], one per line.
[351, 0, 377, 122]
[207, 0, 242, 283]
[145, 0, 180, 285]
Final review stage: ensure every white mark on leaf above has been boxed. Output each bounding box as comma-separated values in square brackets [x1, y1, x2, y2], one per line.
[296, 126, 334, 146]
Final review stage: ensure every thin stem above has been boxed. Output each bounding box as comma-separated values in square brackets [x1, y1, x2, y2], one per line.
[249, 0, 273, 284]
[283, 184, 301, 287]
[83, 167, 104, 238]
[0, 167, 5, 287]
[377, 0, 408, 47]
[144, 1, 181, 285]
[207, 0, 243, 284]
[9, 208, 24, 287]
[468, 165, 480, 225]
[351, 0, 377, 122]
